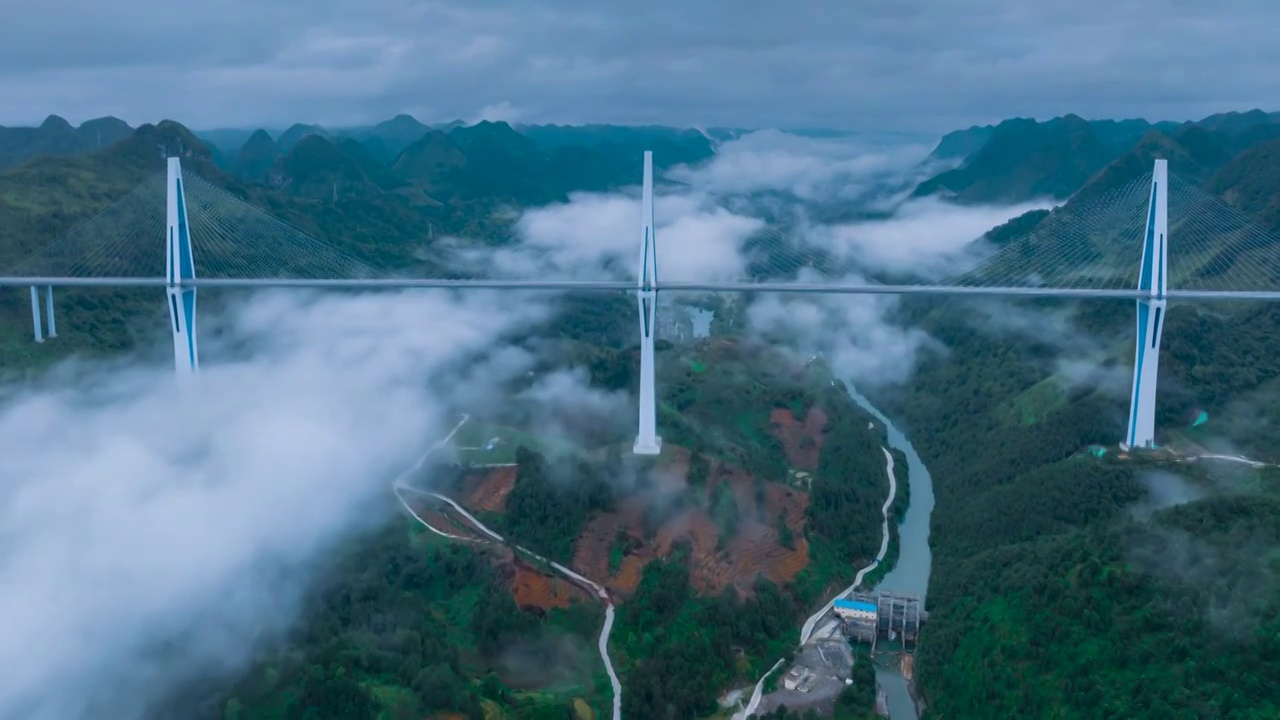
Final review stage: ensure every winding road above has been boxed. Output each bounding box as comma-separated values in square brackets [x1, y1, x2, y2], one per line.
[391, 416, 623, 720]
[733, 446, 899, 720]
[1186, 452, 1272, 468]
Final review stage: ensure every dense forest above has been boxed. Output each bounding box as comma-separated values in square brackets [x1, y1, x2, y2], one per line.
[850, 111, 1280, 719]
[153, 519, 606, 720]
[613, 546, 795, 719]
[494, 446, 618, 563]
[870, 290, 1280, 716]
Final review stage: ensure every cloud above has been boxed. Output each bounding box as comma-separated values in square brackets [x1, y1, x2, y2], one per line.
[661, 132, 1051, 387]
[467, 130, 1047, 390]
[471, 100, 525, 125]
[1127, 519, 1280, 637]
[953, 298, 1138, 399]
[745, 271, 939, 387]
[1129, 469, 1207, 520]
[3, 0, 1280, 131]
[669, 129, 935, 202]
[446, 189, 763, 282]
[0, 288, 569, 720]
[815, 196, 1056, 278]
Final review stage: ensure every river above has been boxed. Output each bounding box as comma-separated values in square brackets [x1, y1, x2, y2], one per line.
[848, 387, 935, 720]
[693, 295, 938, 720]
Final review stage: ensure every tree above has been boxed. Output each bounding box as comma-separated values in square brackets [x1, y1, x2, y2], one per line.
[777, 511, 795, 549]
[688, 452, 710, 487]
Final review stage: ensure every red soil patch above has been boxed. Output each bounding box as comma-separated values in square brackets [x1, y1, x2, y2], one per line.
[659, 446, 692, 484]
[570, 449, 812, 599]
[571, 503, 662, 597]
[406, 497, 492, 543]
[506, 556, 589, 611]
[406, 490, 596, 616]
[611, 554, 649, 595]
[683, 475, 810, 596]
[459, 465, 517, 513]
[769, 407, 828, 470]
[444, 440, 814, 606]
[764, 482, 809, 531]
[572, 512, 627, 591]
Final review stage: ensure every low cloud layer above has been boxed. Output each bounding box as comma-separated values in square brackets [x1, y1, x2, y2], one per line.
[482, 130, 1041, 289]
[0, 288, 567, 720]
[512, 191, 763, 282]
[472, 130, 1051, 388]
[747, 278, 937, 386]
[816, 196, 1055, 279]
[674, 133, 1047, 385]
[669, 130, 936, 203]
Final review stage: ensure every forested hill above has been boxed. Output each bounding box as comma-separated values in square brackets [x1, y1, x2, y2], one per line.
[0, 117, 711, 368]
[916, 109, 1280, 204]
[0, 114, 134, 169]
[869, 114, 1280, 717]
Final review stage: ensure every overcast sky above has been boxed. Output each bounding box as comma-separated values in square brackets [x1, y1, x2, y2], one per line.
[1, 0, 1278, 133]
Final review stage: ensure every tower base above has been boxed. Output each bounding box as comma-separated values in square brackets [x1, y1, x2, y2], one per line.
[633, 436, 663, 456]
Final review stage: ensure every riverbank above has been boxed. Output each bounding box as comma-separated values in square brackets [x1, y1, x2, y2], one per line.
[732, 443, 901, 719]
[848, 388, 935, 720]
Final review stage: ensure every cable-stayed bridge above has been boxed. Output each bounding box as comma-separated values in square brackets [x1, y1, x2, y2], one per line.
[5, 153, 1280, 454]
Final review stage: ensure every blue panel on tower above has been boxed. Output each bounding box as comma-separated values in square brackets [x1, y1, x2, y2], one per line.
[1138, 184, 1157, 292]
[181, 288, 197, 369]
[176, 178, 195, 280]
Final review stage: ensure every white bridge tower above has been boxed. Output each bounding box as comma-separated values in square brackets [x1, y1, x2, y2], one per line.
[166, 157, 200, 375]
[1124, 159, 1168, 450]
[633, 151, 662, 455]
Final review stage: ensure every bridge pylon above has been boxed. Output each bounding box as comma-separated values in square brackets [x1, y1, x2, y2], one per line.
[45, 285, 56, 338]
[29, 286, 43, 342]
[633, 151, 662, 456]
[166, 157, 200, 375]
[1123, 158, 1168, 450]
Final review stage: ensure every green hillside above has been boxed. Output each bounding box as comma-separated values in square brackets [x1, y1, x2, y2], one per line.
[232, 129, 280, 183]
[928, 124, 996, 160]
[914, 114, 1118, 203]
[1208, 137, 1280, 232]
[0, 115, 719, 368]
[917, 110, 1280, 204]
[871, 118, 1280, 717]
[0, 114, 134, 169]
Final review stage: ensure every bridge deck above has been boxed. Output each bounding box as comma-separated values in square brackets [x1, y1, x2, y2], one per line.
[4, 276, 1280, 301]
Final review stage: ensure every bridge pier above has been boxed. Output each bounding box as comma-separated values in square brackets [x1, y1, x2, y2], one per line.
[45, 285, 56, 338]
[1124, 159, 1168, 450]
[166, 157, 200, 375]
[634, 150, 662, 456]
[29, 286, 43, 343]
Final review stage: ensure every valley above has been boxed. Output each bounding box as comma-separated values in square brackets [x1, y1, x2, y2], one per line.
[3, 104, 1280, 720]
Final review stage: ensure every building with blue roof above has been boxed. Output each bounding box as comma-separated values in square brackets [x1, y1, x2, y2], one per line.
[833, 598, 878, 621]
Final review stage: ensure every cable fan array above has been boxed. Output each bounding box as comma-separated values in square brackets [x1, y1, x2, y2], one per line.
[5, 165, 1280, 294]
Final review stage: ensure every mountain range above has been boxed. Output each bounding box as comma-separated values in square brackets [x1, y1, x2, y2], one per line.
[2, 107, 1280, 720]
[915, 109, 1280, 205]
[8, 107, 1280, 216]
